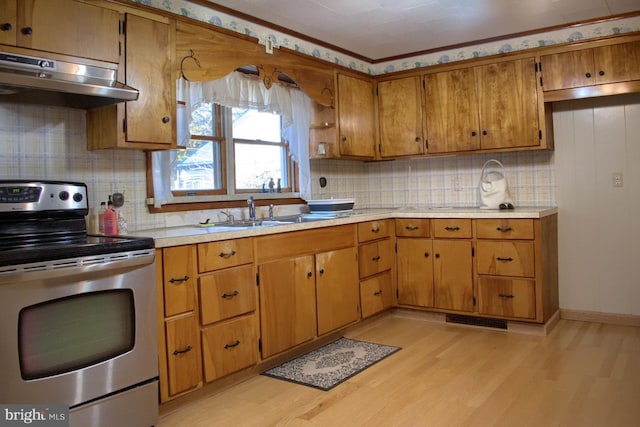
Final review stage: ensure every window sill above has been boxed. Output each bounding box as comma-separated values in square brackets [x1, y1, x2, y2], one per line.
[147, 193, 305, 214]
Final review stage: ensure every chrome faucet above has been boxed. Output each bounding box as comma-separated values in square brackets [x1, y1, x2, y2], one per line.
[220, 210, 234, 224]
[247, 196, 256, 221]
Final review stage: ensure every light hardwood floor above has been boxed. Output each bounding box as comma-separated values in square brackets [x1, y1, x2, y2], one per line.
[158, 312, 640, 426]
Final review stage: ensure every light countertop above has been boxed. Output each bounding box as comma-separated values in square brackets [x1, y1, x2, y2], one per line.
[134, 206, 558, 248]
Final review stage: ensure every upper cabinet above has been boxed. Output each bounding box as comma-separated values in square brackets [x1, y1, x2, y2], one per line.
[0, 0, 120, 63]
[87, 13, 175, 150]
[540, 40, 640, 91]
[424, 57, 543, 154]
[337, 73, 376, 159]
[377, 76, 424, 158]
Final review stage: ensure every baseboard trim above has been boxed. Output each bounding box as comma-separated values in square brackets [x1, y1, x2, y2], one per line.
[390, 308, 559, 336]
[560, 309, 640, 327]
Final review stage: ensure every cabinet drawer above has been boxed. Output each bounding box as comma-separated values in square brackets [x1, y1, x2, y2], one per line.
[199, 265, 256, 325]
[358, 219, 392, 242]
[198, 238, 253, 273]
[476, 219, 534, 240]
[476, 241, 535, 277]
[433, 219, 472, 238]
[358, 239, 393, 278]
[201, 314, 259, 382]
[162, 246, 196, 317]
[360, 271, 393, 319]
[395, 218, 430, 237]
[477, 278, 536, 319]
[165, 314, 201, 396]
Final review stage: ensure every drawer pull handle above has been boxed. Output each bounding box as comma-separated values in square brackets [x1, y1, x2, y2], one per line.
[173, 345, 193, 355]
[496, 257, 513, 262]
[496, 226, 512, 232]
[169, 275, 189, 284]
[405, 225, 419, 231]
[498, 293, 515, 299]
[224, 340, 241, 349]
[218, 250, 236, 258]
[444, 226, 460, 231]
[371, 227, 380, 233]
[372, 255, 381, 261]
[221, 290, 239, 299]
[373, 290, 383, 296]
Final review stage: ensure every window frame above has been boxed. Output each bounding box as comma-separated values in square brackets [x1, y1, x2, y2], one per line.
[146, 104, 303, 213]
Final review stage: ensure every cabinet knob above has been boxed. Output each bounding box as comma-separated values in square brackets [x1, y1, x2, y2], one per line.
[21, 27, 32, 35]
[162, 116, 171, 123]
[435, 253, 440, 259]
[599, 70, 605, 76]
[585, 72, 592, 78]
[307, 271, 313, 278]
[482, 130, 488, 136]
[319, 268, 325, 275]
[471, 131, 477, 137]
[1, 23, 12, 31]
[424, 252, 430, 258]
[340, 136, 347, 143]
[415, 136, 421, 142]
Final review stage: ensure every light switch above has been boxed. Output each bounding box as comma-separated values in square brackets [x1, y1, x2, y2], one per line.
[612, 172, 623, 187]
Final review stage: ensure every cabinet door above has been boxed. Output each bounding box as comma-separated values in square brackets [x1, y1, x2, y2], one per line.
[162, 245, 196, 317]
[424, 68, 480, 153]
[165, 315, 201, 396]
[15, 0, 120, 63]
[378, 76, 424, 157]
[360, 271, 393, 319]
[259, 255, 316, 358]
[540, 49, 595, 90]
[476, 58, 540, 149]
[316, 246, 360, 335]
[593, 41, 640, 85]
[0, 0, 17, 46]
[396, 238, 434, 307]
[337, 73, 376, 158]
[125, 14, 173, 145]
[433, 240, 474, 311]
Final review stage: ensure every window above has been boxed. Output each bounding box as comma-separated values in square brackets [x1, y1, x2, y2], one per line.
[170, 104, 293, 196]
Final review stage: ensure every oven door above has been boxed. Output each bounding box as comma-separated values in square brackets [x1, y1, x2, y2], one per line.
[0, 250, 158, 409]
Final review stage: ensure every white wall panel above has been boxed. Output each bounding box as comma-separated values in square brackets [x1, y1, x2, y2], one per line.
[553, 94, 640, 316]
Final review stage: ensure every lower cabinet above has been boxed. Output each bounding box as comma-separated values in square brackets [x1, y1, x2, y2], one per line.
[201, 314, 260, 382]
[477, 278, 536, 319]
[164, 314, 201, 397]
[360, 271, 393, 319]
[256, 225, 359, 359]
[258, 255, 317, 359]
[432, 239, 474, 312]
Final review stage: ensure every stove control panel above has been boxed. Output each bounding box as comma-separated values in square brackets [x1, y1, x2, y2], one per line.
[0, 181, 88, 214]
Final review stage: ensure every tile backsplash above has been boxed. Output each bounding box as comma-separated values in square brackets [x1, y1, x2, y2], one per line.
[0, 102, 555, 232]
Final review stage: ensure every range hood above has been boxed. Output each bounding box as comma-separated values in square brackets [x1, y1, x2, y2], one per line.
[0, 52, 139, 109]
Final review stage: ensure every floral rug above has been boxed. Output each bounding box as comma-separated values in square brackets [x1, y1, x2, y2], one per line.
[262, 337, 401, 391]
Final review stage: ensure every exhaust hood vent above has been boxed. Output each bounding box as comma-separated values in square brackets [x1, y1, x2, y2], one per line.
[0, 52, 138, 109]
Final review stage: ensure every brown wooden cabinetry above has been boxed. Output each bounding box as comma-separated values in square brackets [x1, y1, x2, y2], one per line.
[357, 220, 394, 318]
[337, 73, 376, 159]
[424, 58, 541, 154]
[197, 238, 258, 383]
[540, 40, 640, 91]
[475, 217, 558, 322]
[157, 245, 201, 402]
[377, 76, 424, 158]
[256, 225, 359, 358]
[87, 13, 175, 150]
[0, 0, 120, 63]
[395, 219, 433, 307]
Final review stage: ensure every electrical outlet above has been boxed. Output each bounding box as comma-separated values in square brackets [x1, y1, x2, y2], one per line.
[612, 172, 623, 188]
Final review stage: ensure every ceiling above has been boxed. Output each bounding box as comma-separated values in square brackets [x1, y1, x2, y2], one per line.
[205, 0, 639, 61]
